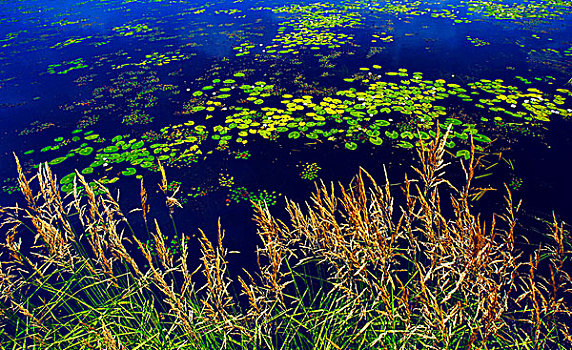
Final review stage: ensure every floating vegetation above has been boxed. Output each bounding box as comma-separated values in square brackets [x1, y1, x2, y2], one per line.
[299, 162, 321, 180]
[51, 36, 93, 49]
[122, 110, 154, 125]
[235, 3, 361, 56]
[113, 52, 190, 70]
[112, 23, 153, 36]
[3, 1, 572, 348]
[18, 121, 55, 136]
[21, 61, 572, 194]
[466, 36, 490, 47]
[0, 178, 20, 195]
[227, 187, 279, 207]
[218, 173, 235, 188]
[47, 58, 88, 75]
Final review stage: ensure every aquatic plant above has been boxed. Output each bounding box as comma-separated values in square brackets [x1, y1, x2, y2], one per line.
[1, 131, 571, 349]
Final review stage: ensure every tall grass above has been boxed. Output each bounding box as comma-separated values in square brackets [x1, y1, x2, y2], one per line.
[1, 130, 571, 349]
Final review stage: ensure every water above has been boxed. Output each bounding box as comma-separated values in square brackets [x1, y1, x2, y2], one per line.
[1, 0, 572, 266]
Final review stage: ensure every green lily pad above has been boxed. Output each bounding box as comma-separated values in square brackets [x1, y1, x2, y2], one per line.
[369, 137, 383, 145]
[122, 167, 137, 176]
[397, 141, 414, 149]
[78, 147, 94, 156]
[456, 149, 471, 160]
[85, 134, 99, 140]
[61, 183, 73, 193]
[344, 142, 358, 150]
[385, 130, 399, 139]
[472, 134, 492, 143]
[288, 131, 300, 139]
[60, 173, 77, 185]
[49, 156, 68, 165]
[131, 140, 144, 149]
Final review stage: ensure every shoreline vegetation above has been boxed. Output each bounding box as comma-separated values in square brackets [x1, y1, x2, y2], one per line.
[1, 131, 571, 349]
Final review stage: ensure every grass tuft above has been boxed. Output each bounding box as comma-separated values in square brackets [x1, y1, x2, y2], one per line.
[1, 131, 571, 349]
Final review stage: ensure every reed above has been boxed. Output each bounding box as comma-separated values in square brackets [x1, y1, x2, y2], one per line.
[0, 130, 570, 349]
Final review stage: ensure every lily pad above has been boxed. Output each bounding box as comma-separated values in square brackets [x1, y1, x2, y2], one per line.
[344, 142, 358, 150]
[472, 134, 492, 143]
[456, 149, 471, 160]
[49, 156, 68, 165]
[85, 134, 99, 140]
[369, 137, 383, 145]
[60, 173, 76, 185]
[122, 167, 137, 176]
[288, 131, 300, 139]
[78, 147, 94, 156]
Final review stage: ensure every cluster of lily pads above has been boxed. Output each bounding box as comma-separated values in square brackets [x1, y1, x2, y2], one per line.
[466, 36, 490, 47]
[154, 171, 280, 210]
[23, 59, 572, 194]
[0, 30, 26, 48]
[18, 121, 55, 136]
[299, 162, 321, 181]
[236, 3, 362, 56]
[112, 23, 153, 37]
[112, 52, 190, 70]
[6, 0, 572, 217]
[58, 68, 179, 129]
[371, 33, 394, 44]
[47, 58, 88, 75]
[468, 79, 571, 122]
[349, 0, 572, 25]
[1, 178, 20, 195]
[465, 0, 572, 21]
[122, 110, 154, 125]
[139, 230, 191, 268]
[214, 8, 242, 15]
[227, 187, 279, 207]
[50, 36, 93, 49]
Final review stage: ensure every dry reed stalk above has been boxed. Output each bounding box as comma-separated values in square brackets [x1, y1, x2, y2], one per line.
[140, 178, 149, 225]
[251, 203, 293, 306]
[179, 229, 194, 297]
[132, 232, 194, 327]
[238, 271, 261, 316]
[13, 154, 37, 211]
[197, 223, 236, 330]
[152, 219, 173, 269]
[157, 160, 182, 214]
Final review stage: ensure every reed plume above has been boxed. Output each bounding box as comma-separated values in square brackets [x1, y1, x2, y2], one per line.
[1, 131, 570, 349]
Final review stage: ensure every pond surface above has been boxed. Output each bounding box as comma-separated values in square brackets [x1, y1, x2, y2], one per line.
[1, 0, 572, 264]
